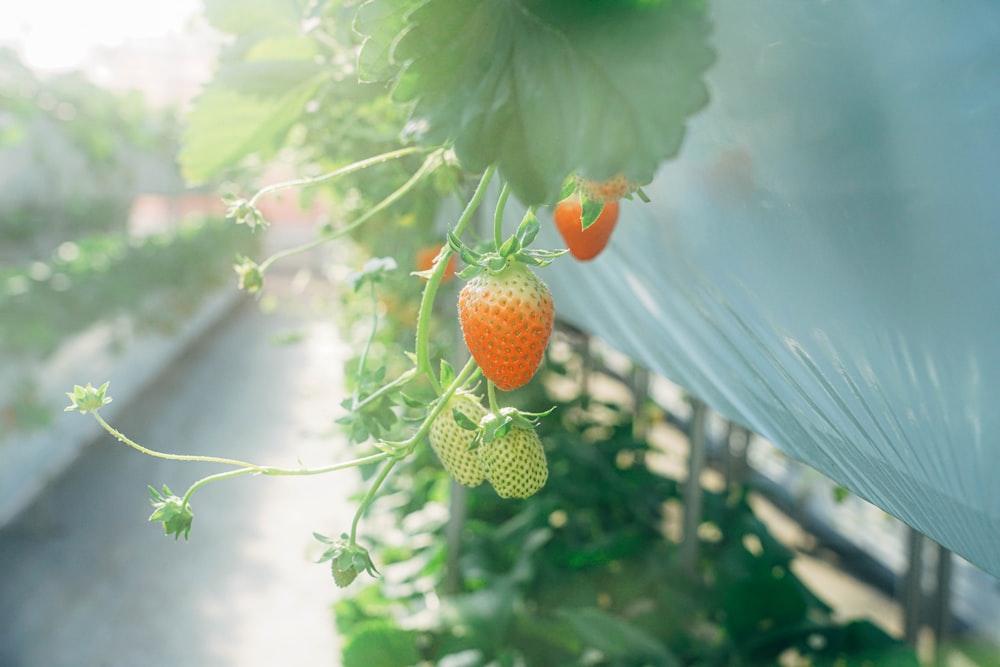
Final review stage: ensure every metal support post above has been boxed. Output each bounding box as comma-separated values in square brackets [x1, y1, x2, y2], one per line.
[902, 527, 927, 645]
[680, 398, 708, 575]
[931, 542, 953, 661]
[631, 365, 650, 441]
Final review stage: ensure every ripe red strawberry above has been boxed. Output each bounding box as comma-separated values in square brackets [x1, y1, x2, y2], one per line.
[477, 426, 548, 498]
[458, 261, 554, 391]
[574, 173, 641, 203]
[429, 393, 487, 487]
[415, 244, 457, 282]
[553, 197, 620, 261]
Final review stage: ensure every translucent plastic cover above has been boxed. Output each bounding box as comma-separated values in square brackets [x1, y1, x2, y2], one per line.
[536, 1, 1000, 576]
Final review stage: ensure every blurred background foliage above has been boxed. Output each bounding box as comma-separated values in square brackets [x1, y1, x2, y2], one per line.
[0, 46, 257, 433]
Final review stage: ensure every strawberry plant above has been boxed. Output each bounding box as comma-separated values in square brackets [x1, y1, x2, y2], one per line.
[63, 0, 716, 587]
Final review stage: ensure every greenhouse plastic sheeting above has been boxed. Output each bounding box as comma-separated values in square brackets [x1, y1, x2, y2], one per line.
[524, 2, 1000, 577]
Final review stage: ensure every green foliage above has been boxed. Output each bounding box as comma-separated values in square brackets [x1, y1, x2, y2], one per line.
[334, 363, 920, 666]
[0, 219, 258, 358]
[341, 621, 421, 667]
[356, 0, 715, 205]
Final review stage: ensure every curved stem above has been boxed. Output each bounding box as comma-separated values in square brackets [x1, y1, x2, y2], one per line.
[349, 456, 399, 546]
[353, 368, 417, 412]
[260, 451, 391, 477]
[413, 165, 496, 385]
[181, 468, 255, 506]
[180, 451, 394, 507]
[95, 412, 262, 471]
[247, 146, 426, 207]
[493, 181, 510, 251]
[345, 357, 478, 546]
[258, 150, 442, 274]
[354, 280, 379, 390]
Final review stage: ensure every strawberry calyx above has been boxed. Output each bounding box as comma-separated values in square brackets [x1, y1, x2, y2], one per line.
[447, 210, 565, 279]
[452, 400, 555, 447]
[560, 174, 650, 229]
[315, 532, 380, 588]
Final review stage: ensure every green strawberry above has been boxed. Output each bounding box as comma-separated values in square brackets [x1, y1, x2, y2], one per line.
[429, 393, 488, 487]
[477, 426, 548, 499]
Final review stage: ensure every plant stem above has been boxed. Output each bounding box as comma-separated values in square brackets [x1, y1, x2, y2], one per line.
[94, 412, 262, 470]
[179, 451, 394, 507]
[181, 468, 255, 506]
[487, 380, 501, 415]
[352, 368, 417, 411]
[247, 146, 427, 207]
[354, 280, 379, 391]
[493, 181, 510, 251]
[345, 356, 478, 547]
[349, 457, 398, 546]
[258, 149, 443, 274]
[413, 165, 496, 385]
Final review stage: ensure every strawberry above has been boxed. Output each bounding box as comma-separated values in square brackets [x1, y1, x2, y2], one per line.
[553, 196, 620, 261]
[428, 393, 488, 487]
[458, 260, 554, 391]
[415, 244, 456, 282]
[477, 425, 548, 498]
[574, 173, 641, 203]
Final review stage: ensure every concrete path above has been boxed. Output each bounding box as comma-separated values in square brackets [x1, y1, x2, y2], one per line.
[0, 273, 361, 666]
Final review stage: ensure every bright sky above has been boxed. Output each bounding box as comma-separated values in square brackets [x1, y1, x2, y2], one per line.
[0, 0, 204, 71]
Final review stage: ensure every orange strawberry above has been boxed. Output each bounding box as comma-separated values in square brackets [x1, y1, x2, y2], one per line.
[574, 173, 641, 203]
[458, 261, 554, 391]
[415, 244, 456, 282]
[553, 196, 620, 261]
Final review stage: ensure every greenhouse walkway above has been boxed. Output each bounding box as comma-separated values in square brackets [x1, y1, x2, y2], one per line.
[0, 273, 359, 667]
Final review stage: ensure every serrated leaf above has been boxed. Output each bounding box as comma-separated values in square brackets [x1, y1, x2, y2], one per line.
[180, 80, 322, 184]
[356, 0, 714, 206]
[355, 0, 422, 83]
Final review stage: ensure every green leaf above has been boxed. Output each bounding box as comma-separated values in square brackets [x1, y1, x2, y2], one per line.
[203, 0, 303, 34]
[439, 359, 455, 388]
[211, 60, 326, 95]
[514, 212, 540, 246]
[342, 622, 420, 667]
[579, 198, 604, 231]
[180, 81, 323, 183]
[355, 0, 422, 83]
[357, 0, 714, 206]
[557, 607, 679, 666]
[452, 407, 481, 432]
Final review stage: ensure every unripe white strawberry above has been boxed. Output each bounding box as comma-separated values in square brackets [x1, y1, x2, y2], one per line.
[477, 426, 548, 499]
[429, 393, 488, 487]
